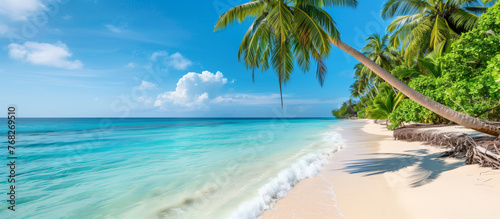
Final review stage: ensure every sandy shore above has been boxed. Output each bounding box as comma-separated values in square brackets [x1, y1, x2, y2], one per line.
[262, 119, 500, 219]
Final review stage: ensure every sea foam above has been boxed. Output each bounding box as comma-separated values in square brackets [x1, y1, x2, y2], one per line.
[228, 131, 344, 219]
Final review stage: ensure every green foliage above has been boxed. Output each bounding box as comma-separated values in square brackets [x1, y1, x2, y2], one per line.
[391, 65, 423, 82]
[357, 108, 367, 118]
[477, 1, 500, 33]
[389, 2, 500, 127]
[484, 54, 500, 98]
[332, 102, 353, 118]
[366, 90, 405, 120]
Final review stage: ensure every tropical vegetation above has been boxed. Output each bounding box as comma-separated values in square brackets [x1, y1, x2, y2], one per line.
[214, 0, 500, 136]
[337, 0, 500, 132]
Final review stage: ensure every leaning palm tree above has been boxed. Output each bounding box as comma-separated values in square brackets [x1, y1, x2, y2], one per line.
[214, 0, 500, 136]
[382, 0, 497, 61]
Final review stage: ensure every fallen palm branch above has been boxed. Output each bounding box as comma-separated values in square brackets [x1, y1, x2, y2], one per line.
[394, 125, 500, 169]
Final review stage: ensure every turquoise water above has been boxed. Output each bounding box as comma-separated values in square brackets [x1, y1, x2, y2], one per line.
[0, 118, 344, 219]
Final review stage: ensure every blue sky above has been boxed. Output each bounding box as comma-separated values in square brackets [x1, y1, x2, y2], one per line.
[0, 0, 391, 117]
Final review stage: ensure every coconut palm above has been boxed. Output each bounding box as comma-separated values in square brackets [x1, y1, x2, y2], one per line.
[353, 59, 380, 95]
[215, 0, 500, 136]
[362, 33, 400, 72]
[382, 0, 497, 61]
[361, 33, 403, 93]
[214, 0, 357, 107]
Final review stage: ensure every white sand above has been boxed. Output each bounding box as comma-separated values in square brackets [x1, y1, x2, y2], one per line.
[262, 119, 500, 219]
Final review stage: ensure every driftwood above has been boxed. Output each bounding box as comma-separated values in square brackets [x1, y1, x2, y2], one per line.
[394, 126, 500, 169]
[467, 143, 500, 169]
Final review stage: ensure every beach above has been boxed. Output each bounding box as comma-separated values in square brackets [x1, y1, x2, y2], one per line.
[262, 119, 500, 219]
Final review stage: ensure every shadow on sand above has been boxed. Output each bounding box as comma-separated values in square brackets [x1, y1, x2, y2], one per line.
[341, 149, 463, 187]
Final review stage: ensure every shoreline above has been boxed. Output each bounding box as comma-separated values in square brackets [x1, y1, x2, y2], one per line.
[261, 119, 500, 218]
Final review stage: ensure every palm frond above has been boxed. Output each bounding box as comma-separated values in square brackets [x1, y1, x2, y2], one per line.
[449, 9, 480, 30]
[382, 0, 431, 19]
[214, 0, 268, 31]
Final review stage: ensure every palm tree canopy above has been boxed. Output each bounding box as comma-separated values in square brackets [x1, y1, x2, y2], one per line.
[382, 0, 497, 61]
[361, 33, 401, 72]
[214, 0, 358, 106]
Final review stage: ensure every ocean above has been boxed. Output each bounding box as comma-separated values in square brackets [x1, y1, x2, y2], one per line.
[0, 118, 344, 219]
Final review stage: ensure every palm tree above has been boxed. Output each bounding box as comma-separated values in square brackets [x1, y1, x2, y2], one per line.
[353, 62, 382, 96]
[330, 38, 500, 136]
[214, 0, 356, 107]
[382, 0, 496, 61]
[361, 33, 404, 93]
[362, 33, 400, 72]
[214, 0, 500, 136]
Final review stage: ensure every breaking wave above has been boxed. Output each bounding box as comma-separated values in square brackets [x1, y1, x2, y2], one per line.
[229, 131, 344, 219]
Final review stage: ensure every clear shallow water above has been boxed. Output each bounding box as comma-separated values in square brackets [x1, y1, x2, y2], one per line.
[0, 118, 344, 219]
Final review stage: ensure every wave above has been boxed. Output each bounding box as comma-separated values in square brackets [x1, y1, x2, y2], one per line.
[228, 131, 344, 219]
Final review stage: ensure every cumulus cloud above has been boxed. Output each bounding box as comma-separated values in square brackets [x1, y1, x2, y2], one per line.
[149, 51, 192, 70]
[0, 0, 45, 21]
[8, 41, 83, 69]
[154, 71, 227, 111]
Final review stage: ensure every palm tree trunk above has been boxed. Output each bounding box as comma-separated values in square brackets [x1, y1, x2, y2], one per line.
[331, 39, 500, 136]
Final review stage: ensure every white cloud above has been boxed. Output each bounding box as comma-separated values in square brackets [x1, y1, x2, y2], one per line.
[0, 0, 45, 21]
[167, 52, 192, 70]
[62, 15, 72, 20]
[154, 71, 227, 111]
[151, 70, 345, 113]
[137, 80, 156, 90]
[149, 51, 192, 70]
[8, 41, 83, 69]
[104, 24, 122, 33]
[150, 51, 167, 61]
